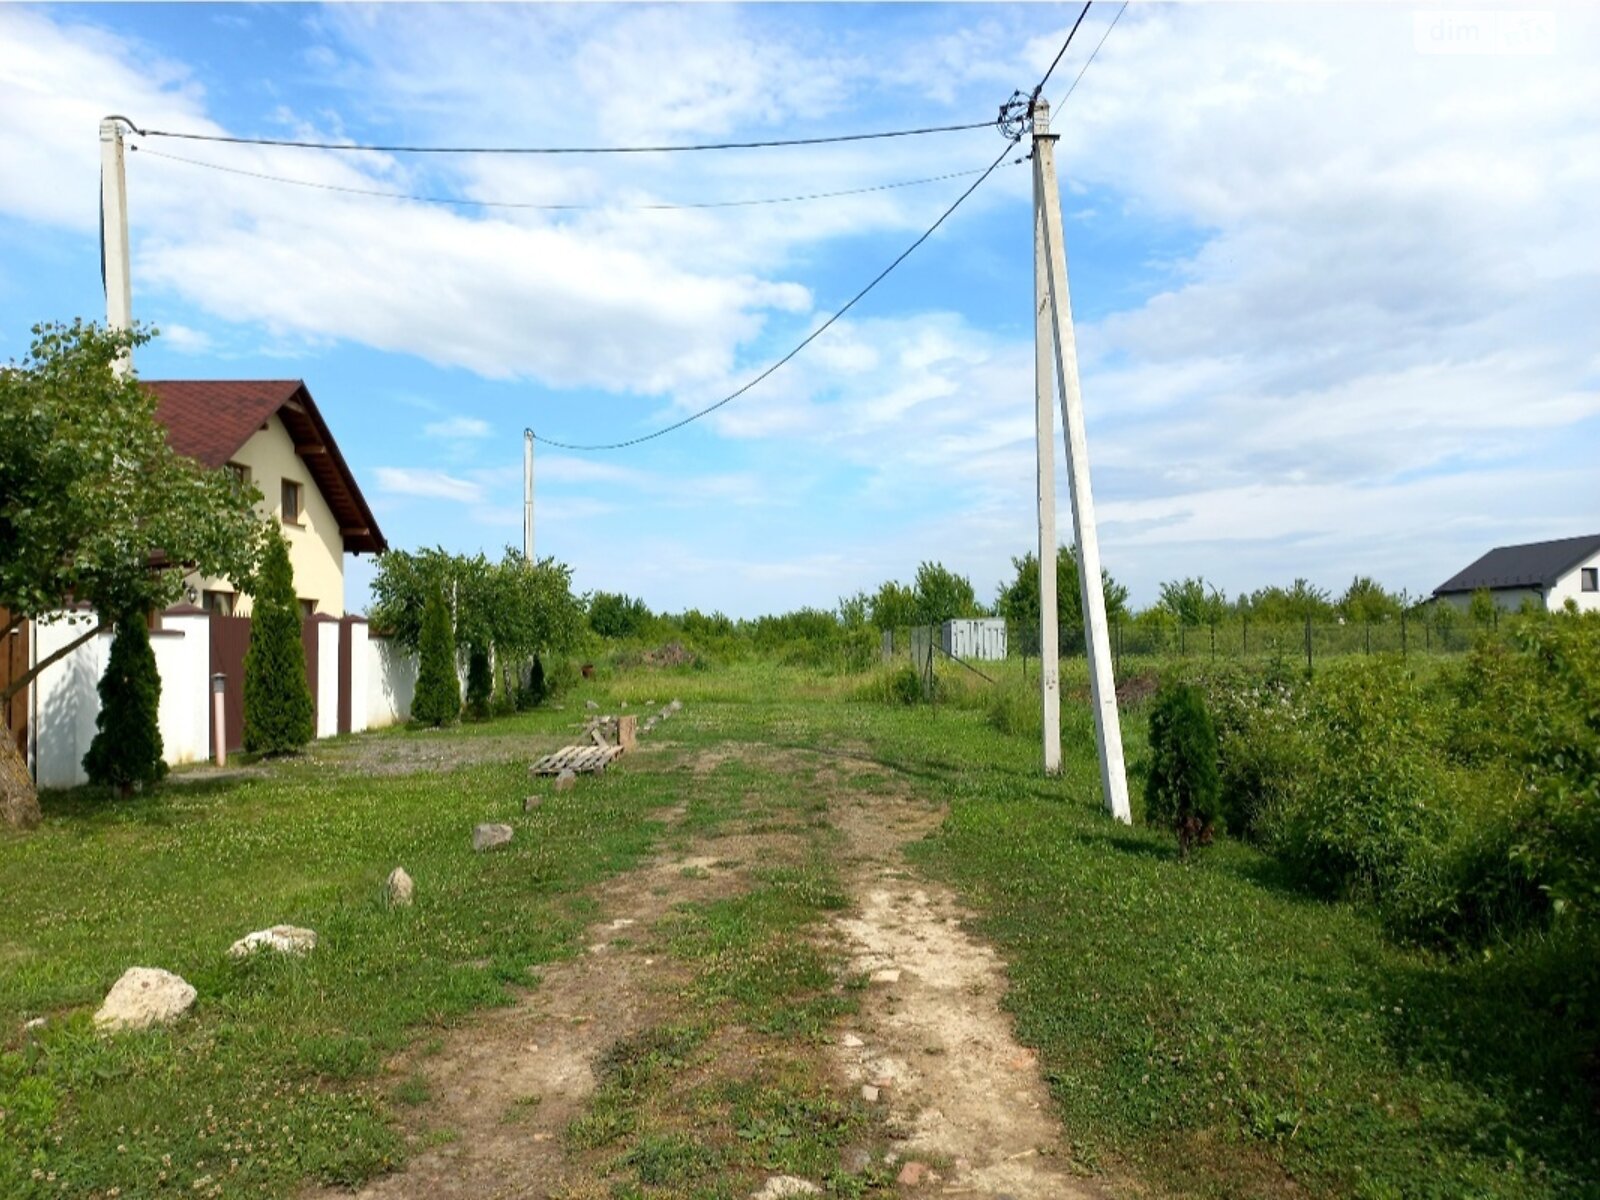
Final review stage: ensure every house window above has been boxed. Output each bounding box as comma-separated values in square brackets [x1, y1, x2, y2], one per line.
[202, 589, 235, 617]
[298, 598, 317, 620]
[1583, 568, 1598, 593]
[225, 461, 251, 487]
[281, 479, 304, 525]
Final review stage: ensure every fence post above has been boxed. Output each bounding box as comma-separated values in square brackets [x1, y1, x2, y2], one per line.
[1304, 613, 1313, 674]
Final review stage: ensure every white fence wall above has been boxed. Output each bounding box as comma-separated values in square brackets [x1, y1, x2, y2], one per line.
[28, 610, 426, 789]
[943, 618, 1008, 662]
[315, 619, 340, 739]
[365, 634, 417, 730]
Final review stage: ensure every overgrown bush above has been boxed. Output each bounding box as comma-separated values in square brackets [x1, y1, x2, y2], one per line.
[411, 584, 459, 727]
[1144, 680, 1221, 856]
[465, 645, 492, 720]
[83, 611, 166, 795]
[243, 531, 314, 755]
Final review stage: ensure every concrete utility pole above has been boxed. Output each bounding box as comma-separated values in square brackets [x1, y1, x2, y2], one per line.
[1033, 99, 1131, 824]
[1033, 103, 1062, 776]
[522, 429, 535, 564]
[99, 117, 133, 377]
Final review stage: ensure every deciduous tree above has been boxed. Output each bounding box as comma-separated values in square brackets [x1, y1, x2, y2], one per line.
[1, 320, 262, 827]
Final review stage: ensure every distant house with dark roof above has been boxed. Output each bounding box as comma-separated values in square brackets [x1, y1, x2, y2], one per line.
[1433, 534, 1600, 614]
[144, 380, 387, 618]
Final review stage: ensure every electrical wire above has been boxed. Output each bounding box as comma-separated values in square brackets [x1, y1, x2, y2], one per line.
[126, 118, 999, 155]
[127, 144, 992, 212]
[1055, 0, 1127, 109]
[529, 142, 1023, 452]
[531, 1, 1112, 452]
[1032, 1, 1094, 99]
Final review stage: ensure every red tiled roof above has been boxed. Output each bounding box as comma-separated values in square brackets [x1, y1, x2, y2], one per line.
[143, 380, 302, 468]
[142, 379, 387, 554]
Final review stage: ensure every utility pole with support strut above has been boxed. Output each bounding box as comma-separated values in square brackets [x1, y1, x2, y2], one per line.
[1033, 99, 1063, 778]
[1032, 96, 1131, 824]
[99, 116, 133, 376]
[522, 429, 536, 565]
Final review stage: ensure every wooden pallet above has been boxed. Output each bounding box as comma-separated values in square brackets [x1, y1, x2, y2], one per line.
[529, 744, 624, 776]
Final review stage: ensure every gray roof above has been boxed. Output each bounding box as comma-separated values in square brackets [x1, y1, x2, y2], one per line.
[1434, 533, 1600, 595]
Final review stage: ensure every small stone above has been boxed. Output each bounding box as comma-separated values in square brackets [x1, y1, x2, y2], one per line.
[750, 1177, 822, 1199]
[620, 700, 629, 708]
[840, 1032, 864, 1047]
[896, 1161, 929, 1187]
[24, 1016, 46, 1031]
[870, 968, 901, 984]
[860, 1084, 879, 1102]
[386, 867, 415, 907]
[229, 925, 318, 958]
[523, 794, 543, 812]
[841, 1147, 873, 1174]
[472, 823, 514, 852]
[610, 918, 636, 929]
[585, 700, 599, 710]
[94, 967, 197, 1031]
[553, 769, 577, 792]
[668, 698, 683, 712]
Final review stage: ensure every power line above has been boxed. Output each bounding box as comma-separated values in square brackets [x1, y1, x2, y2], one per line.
[1033, 1, 1094, 99]
[1056, 0, 1128, 108]
[127, 144, 992, 212]
[530, 142, 1023, 452]
[531, 1, 1112, 453]
[126, 118, 999, 156]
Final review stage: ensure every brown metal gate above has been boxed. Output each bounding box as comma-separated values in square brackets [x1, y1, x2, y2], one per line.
[209, 613, 323, 756]
[1, 609, 27, 757]
[210, 613, 251, 755]
[337, 617, 355, 735]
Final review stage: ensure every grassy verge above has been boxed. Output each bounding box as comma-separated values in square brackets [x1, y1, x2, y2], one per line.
[0, 708, 668, 1199]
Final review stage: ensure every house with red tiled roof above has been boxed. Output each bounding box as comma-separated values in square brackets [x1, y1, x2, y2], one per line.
[143, 381, 386, 618]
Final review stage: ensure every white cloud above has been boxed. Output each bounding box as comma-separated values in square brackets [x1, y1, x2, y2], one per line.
[375, 467, 482, 504]
[423, 416, 491, 440]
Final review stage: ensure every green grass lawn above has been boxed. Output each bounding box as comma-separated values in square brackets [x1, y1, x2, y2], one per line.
[3, 659, 1595, 1199]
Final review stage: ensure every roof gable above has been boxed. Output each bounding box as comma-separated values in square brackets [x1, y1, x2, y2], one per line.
[1434, 533, 1600, 595]
[143, 379, 387, 555]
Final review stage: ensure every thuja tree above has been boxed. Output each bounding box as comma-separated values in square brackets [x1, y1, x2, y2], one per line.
[82, 609, 167, 796]
[1145, 679, 1221, 858]
[243, 531, 314, 754]
[0, 320, 261, 827]
[411, 583, 460, 726]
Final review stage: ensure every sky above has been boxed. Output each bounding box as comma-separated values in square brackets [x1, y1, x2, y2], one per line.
[1, 2, 1596, 618]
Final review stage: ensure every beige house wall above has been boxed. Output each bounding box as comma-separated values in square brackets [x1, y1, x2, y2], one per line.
[186, 414, 347, 617]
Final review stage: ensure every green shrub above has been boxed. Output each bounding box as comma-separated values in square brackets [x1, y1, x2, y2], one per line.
[243, 531, 314, 755]
[83, 611, 167, 795]
[1198, 665, 1311, 841]
[464, 645, 492, 720]
[1264, 659, 1450, 905]
[1144, 680, 1221, 856]
[411, 583, 460, 727]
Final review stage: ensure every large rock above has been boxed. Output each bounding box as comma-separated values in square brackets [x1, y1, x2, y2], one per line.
[473, 822, 514, 852]
[386, 867, 414, 907]
[751, 1179, 821, 1199]
[94, 967, 196, 1031]
[229, 925, 318, 958]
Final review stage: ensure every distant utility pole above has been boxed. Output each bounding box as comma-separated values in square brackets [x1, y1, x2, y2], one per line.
[99, 116, 133, 376]
[1032, 97, 1131, 824]
[1033, 98, 1062, 777]
[522, 428, 535, 564]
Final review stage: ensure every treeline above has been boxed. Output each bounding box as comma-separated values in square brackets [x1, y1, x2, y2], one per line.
[579, 552, 1489, 671]
[369, 546, 586, 720]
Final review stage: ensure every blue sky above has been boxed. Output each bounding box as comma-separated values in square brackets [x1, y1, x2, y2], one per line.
[2, 3, 1596, 617]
